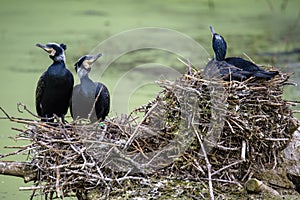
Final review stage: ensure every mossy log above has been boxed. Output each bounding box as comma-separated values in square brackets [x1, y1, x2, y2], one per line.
[245, 178, 280, 196]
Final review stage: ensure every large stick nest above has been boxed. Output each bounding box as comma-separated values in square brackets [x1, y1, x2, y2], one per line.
[2, 62, 299, 199]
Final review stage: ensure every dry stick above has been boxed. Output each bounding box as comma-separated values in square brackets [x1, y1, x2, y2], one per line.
[225, 119, 235, 133]
[200, 177, 242, 186]
[99, 146, 115, 169]
[123, 102, 158, 150]
[241, 140, 246, 161]
[56, 167, 61, 199]
[0, 147, 32, 159]
[216, 144, 239, 151]
[17, 102, 54, 122]
[19, 185, 46, 191]
[4, 145, 32, 149]
[17, 102, 39, 118]
[242, 52, 256, 64]
[132, 139, 148, 159]
[177, 57, 189, 66]
[91, 153, 109, 187]
[87, 85, 104, 122]
[115, 175, 148, 182]
[191, 119, 214, 200]
[264, 137, 289, 141]
[211, 160, 244, 176]
[272, 149, 277, 170]
[0, 106, 11, 120]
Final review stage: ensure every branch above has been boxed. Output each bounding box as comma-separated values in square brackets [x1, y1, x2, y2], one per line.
[0, 161, 37, 183]
[192, 118, 214, 200]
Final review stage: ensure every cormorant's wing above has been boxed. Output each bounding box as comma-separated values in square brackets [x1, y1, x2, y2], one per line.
[225, 57, 261, 72]
[95, 83, 110, 121]
[35, 72, 48, 117]
[253, 71, 279, 79]
[70, 85, 80, 119]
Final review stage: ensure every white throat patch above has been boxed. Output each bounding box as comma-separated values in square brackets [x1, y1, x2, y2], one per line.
[77, 67, 89, 79]
[215, 35, 222, 40]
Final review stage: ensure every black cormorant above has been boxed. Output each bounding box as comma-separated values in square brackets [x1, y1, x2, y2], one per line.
[35, 43, 74, 122]
[209, 25, 279, 81]
[71, 53, 110, 122]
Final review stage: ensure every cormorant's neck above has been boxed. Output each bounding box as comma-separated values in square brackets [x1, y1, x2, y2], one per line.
[52, 59, 65, 64]
[214, 53, 225, 61]
[50, 52, 66, 63]
[80, 74, 91, 82]
[212, 34, 227, 61]
[79, 75, 96, 97]
[51, 60, 66, 68]
[77, 68, 91, 82]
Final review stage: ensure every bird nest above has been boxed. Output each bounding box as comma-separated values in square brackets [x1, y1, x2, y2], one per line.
[1, 62, 299, 199]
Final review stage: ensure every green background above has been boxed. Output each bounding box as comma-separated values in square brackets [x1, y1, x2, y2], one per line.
[0, 0, 299, 199]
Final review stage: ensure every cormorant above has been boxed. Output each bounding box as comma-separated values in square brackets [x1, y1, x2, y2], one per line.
[35, 43, 74, 122]
[209, 25, 279, 81]
[71, 53, 110, 122]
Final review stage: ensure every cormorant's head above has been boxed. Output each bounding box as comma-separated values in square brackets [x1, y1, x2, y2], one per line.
[74, 53, 102, 78]
[210, 25, 227, 61]
[36, 43, 67, 62]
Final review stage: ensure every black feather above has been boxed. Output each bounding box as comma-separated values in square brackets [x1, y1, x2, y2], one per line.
[60, 43, 67, 51]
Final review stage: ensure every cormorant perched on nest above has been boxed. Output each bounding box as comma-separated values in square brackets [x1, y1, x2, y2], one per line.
[71, 53, 110, 122]
[206, 26, 279, 81]
[35, 43, 74, 123]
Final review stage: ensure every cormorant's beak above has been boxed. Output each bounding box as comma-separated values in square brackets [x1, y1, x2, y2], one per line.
[84, 53, 103, 69]
[87, 53, 103, 65]
[36, 43, 56, 56]
[209, 25, 215, 36]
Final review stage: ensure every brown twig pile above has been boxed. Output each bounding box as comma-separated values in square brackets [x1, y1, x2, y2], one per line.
[1, 62, 299, 199]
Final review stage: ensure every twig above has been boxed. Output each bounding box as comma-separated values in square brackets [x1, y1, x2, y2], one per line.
[17, 102, 39, 118]
[241, 140, 246, 161]
[88, 85, 103, 122]
[123, 102, 158, 150]
[200, 177, 242, 186]
[211, 160, 244, 176]
[192, 117, 214, 200]
[56, 167, 61, 198]
[0, 106, 12, 120]
[19, 185, 46, 191]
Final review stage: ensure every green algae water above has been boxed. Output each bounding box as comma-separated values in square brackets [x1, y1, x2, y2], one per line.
[0, 0, 299, 199]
